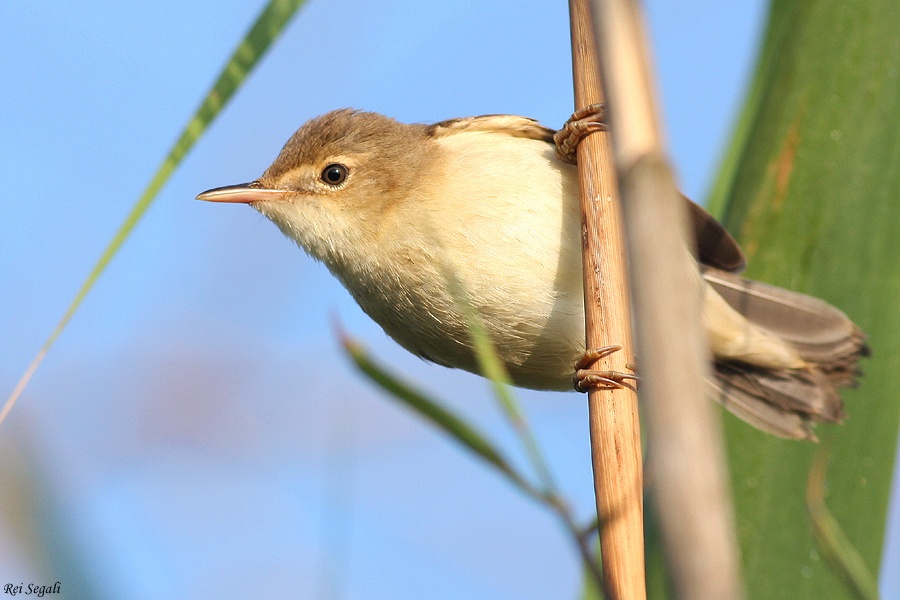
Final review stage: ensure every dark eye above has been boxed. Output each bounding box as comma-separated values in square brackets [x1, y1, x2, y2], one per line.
[321, 164, 348, 186]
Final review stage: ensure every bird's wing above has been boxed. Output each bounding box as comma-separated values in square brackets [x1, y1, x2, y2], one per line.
[426, 115, 556, 143]
[686, 198, 746, 273]
[427, 114, 746, 272]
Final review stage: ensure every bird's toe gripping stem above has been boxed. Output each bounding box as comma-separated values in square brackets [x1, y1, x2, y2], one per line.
[573, 344, 639, 392]
[553, 103, 607, 164]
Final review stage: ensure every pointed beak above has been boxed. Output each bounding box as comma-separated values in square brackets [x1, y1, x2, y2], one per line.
[196, 181, 290, 203]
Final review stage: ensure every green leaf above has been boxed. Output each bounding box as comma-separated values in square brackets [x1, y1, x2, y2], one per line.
[420, 247, 560, 495]
[464, 307, 559, 494]
[2, 0, 308, 426]
[708, 0, 900, 597]
[341, 334, 538, 497]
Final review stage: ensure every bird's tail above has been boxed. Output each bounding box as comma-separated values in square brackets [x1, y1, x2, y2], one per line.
[702, 268, 869, 441]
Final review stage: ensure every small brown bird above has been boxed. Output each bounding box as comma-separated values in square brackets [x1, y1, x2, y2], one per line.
[198, 109, 867, 441]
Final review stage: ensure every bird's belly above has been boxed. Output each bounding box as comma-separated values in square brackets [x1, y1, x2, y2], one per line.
[348, 211, 587, 391]
[352, 275, 586, 391]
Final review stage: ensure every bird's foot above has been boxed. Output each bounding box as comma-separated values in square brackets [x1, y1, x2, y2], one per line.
[573, 345, 639, 392]
[553, 103, 607, 164]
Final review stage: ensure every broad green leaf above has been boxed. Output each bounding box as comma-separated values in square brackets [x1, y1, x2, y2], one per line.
[2, 0, 308, 426]
[707, 0, 900, 597]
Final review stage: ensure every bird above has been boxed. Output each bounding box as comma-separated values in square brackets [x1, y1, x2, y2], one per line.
[198, 108, 867, 441]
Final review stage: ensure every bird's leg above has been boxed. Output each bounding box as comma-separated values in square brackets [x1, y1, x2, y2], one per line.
[573, 344, 639, 392]
[553, 103, 607, 164]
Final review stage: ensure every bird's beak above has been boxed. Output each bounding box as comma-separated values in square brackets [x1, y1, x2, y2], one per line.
[196, 181, 289, 203]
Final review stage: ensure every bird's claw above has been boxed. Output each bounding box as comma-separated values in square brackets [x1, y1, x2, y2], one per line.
[553, 103, 607, 164]
[573, 345, 639, 392]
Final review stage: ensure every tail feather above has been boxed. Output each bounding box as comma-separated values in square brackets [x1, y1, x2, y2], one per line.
[708, 372, 818, 440]
[702, 268, 867, 440]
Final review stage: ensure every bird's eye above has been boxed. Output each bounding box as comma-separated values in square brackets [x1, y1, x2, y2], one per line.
[321, 164, 348, 186]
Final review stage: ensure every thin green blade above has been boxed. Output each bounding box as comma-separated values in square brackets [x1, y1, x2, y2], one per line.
[341, 334, 537, 496]
[2, 0, 308, 426]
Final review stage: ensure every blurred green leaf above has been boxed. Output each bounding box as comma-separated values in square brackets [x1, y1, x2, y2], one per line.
[706, 0, 900, 597]
[464, 309, 559, 494]
[3, 0, 308, 425]
[341, 334, 538, 496]
[343, 321, 609, 589]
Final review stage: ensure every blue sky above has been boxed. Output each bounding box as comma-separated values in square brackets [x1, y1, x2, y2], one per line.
[1, 0, 897, 598]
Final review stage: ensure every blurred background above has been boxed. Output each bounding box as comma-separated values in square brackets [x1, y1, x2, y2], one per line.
[1, 0, 896, 598]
